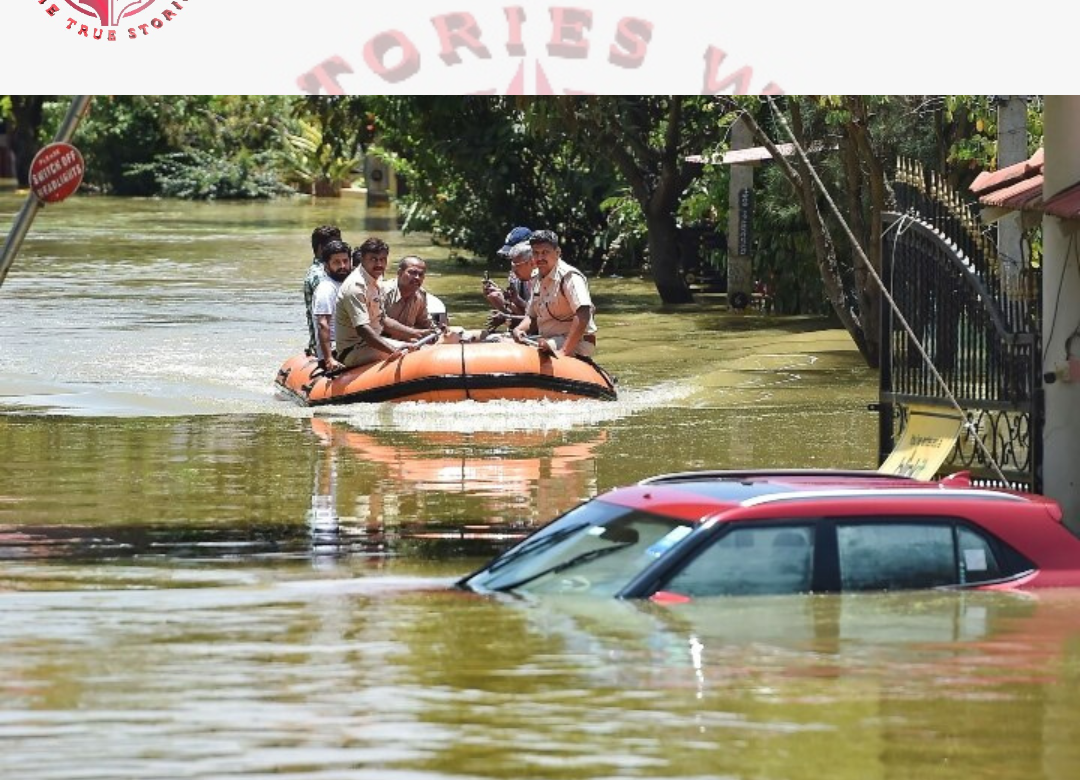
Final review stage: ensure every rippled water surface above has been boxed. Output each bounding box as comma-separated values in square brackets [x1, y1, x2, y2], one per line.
[3, 193, 1078, 779]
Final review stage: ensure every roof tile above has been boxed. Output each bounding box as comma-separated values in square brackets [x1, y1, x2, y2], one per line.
[1044, 182, 1080, 220]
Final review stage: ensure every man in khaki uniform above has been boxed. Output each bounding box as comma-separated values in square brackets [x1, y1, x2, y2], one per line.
[335, 238, 424, 368]
[380, 256, 438, 339]
[512, 230, 597, 358]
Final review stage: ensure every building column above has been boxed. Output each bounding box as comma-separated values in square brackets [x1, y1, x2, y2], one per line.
[1041, 96, 1080, 531]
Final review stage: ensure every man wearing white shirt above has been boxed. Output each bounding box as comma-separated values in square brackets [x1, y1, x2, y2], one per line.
[311, 239, 352, 373]
[303, 224, 341, 355]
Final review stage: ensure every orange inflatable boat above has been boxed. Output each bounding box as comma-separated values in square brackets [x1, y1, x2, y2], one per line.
[274, 341, 617, 405]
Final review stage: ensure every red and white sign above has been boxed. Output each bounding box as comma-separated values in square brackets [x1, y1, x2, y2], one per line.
[30, 142, 85, 203]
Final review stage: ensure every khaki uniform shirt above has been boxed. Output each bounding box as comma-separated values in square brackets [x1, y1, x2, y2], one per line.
[380, 281, 433, 330]
[526, 260, 596, 339]
[335, 267, 385, 357]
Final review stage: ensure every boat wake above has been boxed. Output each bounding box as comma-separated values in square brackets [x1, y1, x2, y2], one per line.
[319, 380, 695, 433]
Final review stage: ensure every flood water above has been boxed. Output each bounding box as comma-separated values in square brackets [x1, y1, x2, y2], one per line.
[2, 194, 1079, 779]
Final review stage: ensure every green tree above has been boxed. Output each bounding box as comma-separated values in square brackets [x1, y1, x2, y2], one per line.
[56, 96, 296, 199]
[751, 169, 826, 316]
[3, 96, 48, 187]
[727, 96, 908, 366]
[538, 97, 728, 303]
[370, 96, 618, 268]
[282, 96, 375, 196]
[133, 96, 296, 199]
[720, 95, 1045, 367]
[367, 96, 729, 300]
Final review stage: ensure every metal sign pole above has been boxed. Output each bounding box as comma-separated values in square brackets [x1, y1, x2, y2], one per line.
[0, 95, 93, 291]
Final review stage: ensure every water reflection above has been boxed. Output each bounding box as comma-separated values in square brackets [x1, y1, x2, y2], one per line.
[305, 417, 606, 563]
[410, 590, 1080, 779]
[0, 414, 607, 567]
[3, 554, 1080, 777]
[6, 190, 1028, 779]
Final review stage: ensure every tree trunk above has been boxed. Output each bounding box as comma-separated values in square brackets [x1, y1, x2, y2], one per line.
[844, 99, 885, 369]
[735, 100, 872, 364]
[787, 102, 870, 362]
[313, 176, 341, 198]
[795, 173, 870, 360]
[646, 210, 694, 304]
[10, 97, 46, 188]
[596, 98, 696, 304]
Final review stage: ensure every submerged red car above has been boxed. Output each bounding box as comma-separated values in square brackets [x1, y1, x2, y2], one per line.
[458, 470, 1080, 599]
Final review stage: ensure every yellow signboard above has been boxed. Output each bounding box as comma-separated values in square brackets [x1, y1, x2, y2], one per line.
[879, 404, 965, 481]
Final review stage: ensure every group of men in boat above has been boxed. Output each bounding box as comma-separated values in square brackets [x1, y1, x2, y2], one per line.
[302, 224, 597, 373]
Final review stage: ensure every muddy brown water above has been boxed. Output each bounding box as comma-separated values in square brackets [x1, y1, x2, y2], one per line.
[3, 194, 1077, 780]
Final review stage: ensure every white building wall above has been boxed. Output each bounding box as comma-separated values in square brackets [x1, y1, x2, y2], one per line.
[1041, 96, 1080, 533]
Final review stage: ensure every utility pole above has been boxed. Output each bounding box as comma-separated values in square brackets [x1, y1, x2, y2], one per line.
[996, 96, 1028, 299]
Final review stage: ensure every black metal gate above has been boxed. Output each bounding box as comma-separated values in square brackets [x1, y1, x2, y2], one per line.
[878, 161, 1043, 490]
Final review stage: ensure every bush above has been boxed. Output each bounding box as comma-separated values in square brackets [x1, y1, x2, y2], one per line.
[128, 149, 295, 200]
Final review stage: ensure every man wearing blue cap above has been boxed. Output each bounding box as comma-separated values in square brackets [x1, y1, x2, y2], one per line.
[512, 229, 597, 358]
[483, 226, 536, 331]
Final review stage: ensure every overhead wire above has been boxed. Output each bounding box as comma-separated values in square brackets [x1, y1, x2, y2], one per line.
[763, 97, 1011, 487]
[1041, 229, 1074, 367]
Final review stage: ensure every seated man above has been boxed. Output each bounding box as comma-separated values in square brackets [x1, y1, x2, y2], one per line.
[511, 229, 597, 358]
[335, 238, 427, 368]
[310, 239, 353, 373]
[483, 240, 537, 332]
[380, 255, 440, 340]
[482, 226, 532, 327]
[303, 224, 342, 354]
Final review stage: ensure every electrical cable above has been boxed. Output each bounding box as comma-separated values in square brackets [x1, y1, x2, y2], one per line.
[764, 97, 1011, 486]
[1042, 229, 1074, 366]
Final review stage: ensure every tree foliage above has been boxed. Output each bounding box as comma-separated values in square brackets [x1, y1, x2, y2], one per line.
[368, 96, 729, 302]
[128, 149, 293, 200]
[369, 96, 619, 269]
[32, 96, 298, 198]
[3, 95, 1049, 338]
[3, 96, 48, 187]
[718, 96, 1045, 367]
[529, 97, 730, 303]
[282, 97, 375, 196]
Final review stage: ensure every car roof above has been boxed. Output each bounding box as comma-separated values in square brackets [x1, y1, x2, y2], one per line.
[598, 470, 1052, 523]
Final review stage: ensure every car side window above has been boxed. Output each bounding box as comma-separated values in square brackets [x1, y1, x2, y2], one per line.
[956, 526, 1004, 583]
[662, 525, 815, 597]
[837, 523, 957, 590]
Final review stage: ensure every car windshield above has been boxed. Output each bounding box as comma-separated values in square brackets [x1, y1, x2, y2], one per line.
[461, 500, 695, 596]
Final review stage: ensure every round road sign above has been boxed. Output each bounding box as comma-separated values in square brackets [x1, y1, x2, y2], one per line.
[30, 142, 85, 204]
